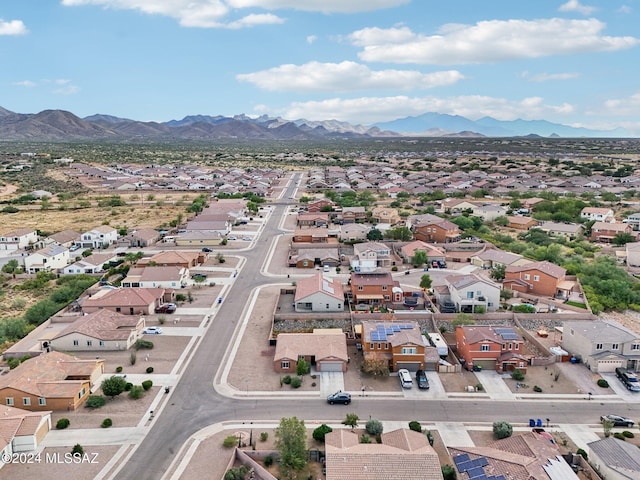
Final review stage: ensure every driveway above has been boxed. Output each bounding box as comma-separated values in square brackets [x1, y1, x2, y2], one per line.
[601, 372, 638, 402]
[474, 371, 516, 400]
[319, 371, 345, 397]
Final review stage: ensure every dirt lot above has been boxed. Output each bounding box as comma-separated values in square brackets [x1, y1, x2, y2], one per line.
[504, 364, 610, 395]
[438, 369, 480, 393]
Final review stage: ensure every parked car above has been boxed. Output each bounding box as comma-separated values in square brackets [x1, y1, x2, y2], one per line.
[241, 236, 252, 241]
[191, 273, 207, 280]
[416, 369, 430, 390]
[601, 414, 634, 427]
[615, 367, 640, 392]
[69, 244, 80, 252]
[323, 265, 330, 272]
[398, 368, 413, 389]
[227, 236, 237, 241]
[327, 391, 351, 405]
[201, 247, 212, 252]
[143, 326, 163, 335]
[155, 303, 177, 314]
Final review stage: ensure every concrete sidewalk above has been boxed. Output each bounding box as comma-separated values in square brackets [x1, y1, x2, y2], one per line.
[42, 427, 146, 447]
[474, 371, 516, 400]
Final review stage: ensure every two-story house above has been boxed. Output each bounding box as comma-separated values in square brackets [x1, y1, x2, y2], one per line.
[0, 229, 38, 251]
[399, 240, 445, 266]
[340, 206, 366, 224]
[79, 225, 118, 249]
[455, 325, 527, 373]
[413, 217, 460, 244]
[351, 242, 392, 272]
[361, 321, 425, 372]
[444, 273, 501, 313]
[590, 221, 635, 243]
[581, 207, 615, 223]
[297, 213, 329, 228]
[472, 203, 509, 222]
[503, 261, 573, 298]
[562, 320, 640, 372]
[307, 199, 334, 213]
[371, 206, 400, 224]
[350, 272, 402, 305]
[23, 245, 70, 274]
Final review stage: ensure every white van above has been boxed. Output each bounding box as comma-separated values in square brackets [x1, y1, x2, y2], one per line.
[398, 369, 413, 389]
[323, 265, 330, 272]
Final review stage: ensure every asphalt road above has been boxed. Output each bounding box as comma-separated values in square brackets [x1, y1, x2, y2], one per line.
[114, 173, 640, 480]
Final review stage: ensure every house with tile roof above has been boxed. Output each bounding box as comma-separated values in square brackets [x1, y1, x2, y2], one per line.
[506, 215, 539, 231]
[562, 319, 640, 373]
[138, 250, 203, 268]
[443, 273, 501, 313]
[472, 203, 509, 222]
[470, 248, 528, 270]
[61, 252, 117, 275]
[0, 405, 51, 461]
[294, 272, 344, 312]
[0, 228, 38, 251]
[399, 240, 446, 265]
[79, 225, 118, 249]
[324, 428, 443, 480]
[590, 221, 635, 243]
[81, 287, 170, 315]
[50, 310, 144, 351]
[535, 221, 584, 240]
[455, 325, 527, 373]
[289, 248, 341, 269]
[503, 261, 574, 298]
[23, 244, 70, 274]
[297, 213, 330, 228]
[413, 216, 461, 244]
[580, 206, 615, 223]
[121, 266, 188, 289]
[352, 242, 393, 272]
[371, 206, 401, 224]
[350, 272, 402, 305]
[360, 321, 426, 372]
[449, 431, 579, 480]
[588, 437, 640, 480]
[273, 331, 348, 373]
[0, 351, 104, 411]
[339, 223, 370, 242]
[46, 229, 81, 248]
[118, 228, 161, 248]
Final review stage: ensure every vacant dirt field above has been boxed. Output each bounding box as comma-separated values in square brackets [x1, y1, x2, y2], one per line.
[504, 364, 609, 395]
[438, 369, 480, 392]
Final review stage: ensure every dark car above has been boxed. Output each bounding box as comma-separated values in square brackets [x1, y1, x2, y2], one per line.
[327, 391, 351, 405]
[191, 273, 208, 280]
[416, 369, 430, 390]
[201, 247, 212, 253]
[601, 414, 634, 427]
[616, 367, 640, 392]
[155, 303, 177, 314]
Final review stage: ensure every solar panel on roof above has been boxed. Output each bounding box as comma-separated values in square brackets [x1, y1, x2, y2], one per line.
[454, 454, 470, 465]
[400, 324, 412, 329]
[467, 467, 485, 478]
[392, 324, 401, 332]
[456, 461, 473, 472]
[475, 457, 488, 467]
[386, 328, 394, 335]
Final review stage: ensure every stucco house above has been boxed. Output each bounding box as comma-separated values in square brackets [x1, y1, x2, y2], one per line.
[470, 248, 527, 269]
[61, 252, 117, 275]
[472, 203, 508, 221]
[399, 240, 445, 265]
[273, 331, 348, 373]
[23, 245, 69, 274]
[121, 266, 188, 289]
[535, 221, 583, 240]
[580, 207, 615, 223]
[350, 272, 402, 305]
[587, 437, 640, 480]
[79, 225, 118, 249]
[118, 228, 161, 248]
[506, 216, 539, 230]
[455, 325, 527, 373]
[81, 287, 171, 315]
[444, 273, 501, 313]
[371, 206, 401, 224]
[0, 406, 51, 462]
[351, 242, 393, 272]
[0, 351, 104, 411]
[339, 223, 370, 242]
[413, 217, 461, 243]
[503, 261, 573, 298]
[361, 321, 425, 372]
[50, 310, 144, 352]
[626, 242, 640, 267]
[0, 229, 38, 251]
[590, 221, 634, 243]
[138, 250, 203, 268]
[562, 319, 640, 373]
[294, 272, 344, 312]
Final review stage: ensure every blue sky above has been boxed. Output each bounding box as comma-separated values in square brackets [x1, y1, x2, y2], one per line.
[1, 0, 639, 134]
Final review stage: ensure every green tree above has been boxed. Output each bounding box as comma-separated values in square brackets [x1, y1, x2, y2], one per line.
[613, 232, 636, 246]
[493, 421, 513, 439]
[366, 228, 383, 241]
[102, 375, 127, 399]
[275, 417, 307, 473]
[420, 274, 432, 290]
[365, 418, 384, 436]
[312, 424, 333, 442]
[296, 357, 310, 376]
[1, 259, 20, 274]
[343, 413, 359, 430]
[490, 264, 506, 282]
[452, 313, 475, 327]
[442, 464, 457, 480]
[411, 250, 427, 267]
[385, 226, 412, 241]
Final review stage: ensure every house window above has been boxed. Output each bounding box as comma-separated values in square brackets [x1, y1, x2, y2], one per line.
[515, 343, 519, 350]
[5, 397, 13, 406]
[384, 295, 390, 301]
[502, 343, 507, 350]
[570, 329, 574, 336]
[116, 307, 121, 312]
[612, 343, 619, 350]
[302, 261, 308, 267]
[87, 340, 92, 346]
[358, 286, 363, 291]
[377, 343, 381, 350]
[385, 343, 389, 349]
[23, 398, 31, 406]
[382, 285, 387, 291]
[38, 398, 46, 406]
[524, 274, 530, 280]
[508, 343, 512, 350]
[401, 347, 417, 354]
[326, 304, 329, 309]
[370, 343, 374, 349]
[466, 291, 474, 299]
[519, 362, 524, 368]
[78, 388, 86, 399]
[632, 344, 640, 350]
[338, 304, 342, 309]
[281, 361, 290, 370]
[533, 275, 540, 282]
[596, 343, 603, 350]
[480, 344, 490, 352]
[99, 341, 105, 346]
[73, 340, 79, 346]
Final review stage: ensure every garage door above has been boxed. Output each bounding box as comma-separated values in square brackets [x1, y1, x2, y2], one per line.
[597, 359, 623, 373]
[396, 362, 421, 372]
[319, 361, 343, 372]
[473, 359, 496, 370]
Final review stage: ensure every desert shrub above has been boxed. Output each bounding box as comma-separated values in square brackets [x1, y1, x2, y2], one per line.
[142, 380, 153, 391]
[158, 315, 166, 325]
[597, 378, 609, 388]
[493, 421, 513, 439]
[260, 432, 268, 442]
[442, 464, 457, 480]
[282, 375, 292, 385]
[71, 444, 84, 455]
[365, 418, 384, 436]
[134, 339, 154, 350]
[146, 366, 154, 373]
[85, 395, 106, 408]
[623, 430, 635, 438]
[426, 430, 434, 446]
[56, 418, 70, 429]
[475, 383, 484, 391]
[614, 432, 626, 440]
[116, 366, 123, 373]
[313, 424, 333, 442]
[101, 418, 112, 428]
[224, 466, 249, 480]
[223, 435, 238, 448]
[290, 376, 302, 388]
[533, 385, 543, 392]
[128, 385, 144, 399]
[511, 369, 525, 381]
[7, 357, 19, 369]
[130, 351, 137, 365]
[264, 455, 274, 467]
[360, 434, 371, 443]
[408, 421, 422, 433]
[124, 382, 133, 391]
[576, 448, 588, 460]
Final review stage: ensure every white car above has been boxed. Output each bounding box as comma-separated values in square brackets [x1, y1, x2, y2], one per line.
[227, 236, 237, 241]
[242, 236, 252, 241]
[143, 327, 163, 335]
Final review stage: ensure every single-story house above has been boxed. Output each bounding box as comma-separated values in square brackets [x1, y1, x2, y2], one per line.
[294, 272, 344, 312]
[274, 331, 348, 373]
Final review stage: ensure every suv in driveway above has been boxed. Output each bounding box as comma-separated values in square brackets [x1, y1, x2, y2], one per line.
[615, 367, 640, 392]
[327, 391, 351, 405]
[155, 303, 176, 314]
[416, 369, 430, 390]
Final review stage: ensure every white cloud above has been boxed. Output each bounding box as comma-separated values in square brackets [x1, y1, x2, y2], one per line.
[259, 94, 574, 124]
[521, 71, 580, 82]
[53, 84, 80, 95]
[237, 61, 464, 92]
[306, 35, 317, 44]
[350, 19, 639, 65]
[61, 0, 408, 27]
[598, 91, 640, 116]
[13, 80, 36, 87]
[0, 19, 28, 35]
[559, 0, 596, 15]
[617, 5, 632, 14]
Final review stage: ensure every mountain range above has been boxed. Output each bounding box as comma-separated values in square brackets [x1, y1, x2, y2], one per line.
[0, 106, 631, 141]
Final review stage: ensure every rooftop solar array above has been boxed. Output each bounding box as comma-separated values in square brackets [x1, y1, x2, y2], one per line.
[369, 324, 414, 341]
[494, 327, 520, 340]
[454, 454, 494, 479]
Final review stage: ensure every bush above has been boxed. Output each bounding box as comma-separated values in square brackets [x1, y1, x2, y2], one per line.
[360, 433, 371, 443]
[101, 418, 112, 428]
[493, 421, 513, 439]
[7, 357, 19, 369]
[71, 444, 84, 455]
[312, 424, 333, 442]
[223, 435, 238, 448]
[128, 385, 144, 399]
[365, 418, 384, 436]
[576, 448, 588, 460]
[142, 380, 153, 391]
[614, 432, 626, 440]
[158, 315, 166, 325]
[597, 378, 609, 388]
[260, 432, 268, 442]
[116, 366, 123, 373]
[511, 369, 525, 381]
[391, 266, 398, 272]
[442, 464, 457, 480]
[85, 395, 106, 408]
[426, 430, 434, 446]
[408, 421, 422, 433]
[56, 418, 70, 429]
[533, 385, 543, 392]
[282, 375, 292, 385]
[290, 377, 302, 388]
[124, 382, 133, 391]
[264, 455, 274, 467]
[146, 366, 154, 374]
[134, 339, 154, 350]
[623, 430, 635, 438]
[130, 351, 137, 365]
